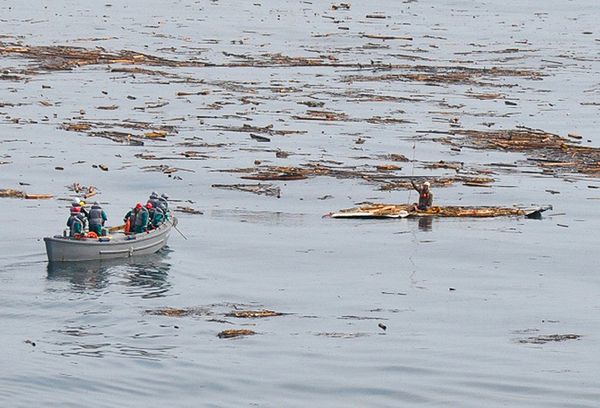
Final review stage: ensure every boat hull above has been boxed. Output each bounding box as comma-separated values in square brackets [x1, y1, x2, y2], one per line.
[44, 218, 177, 262]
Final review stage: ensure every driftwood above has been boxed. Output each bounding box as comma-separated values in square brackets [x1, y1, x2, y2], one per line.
[226, 310, 283, 318]
[0, 189, 53, 199]
[217, 329, 256, 339]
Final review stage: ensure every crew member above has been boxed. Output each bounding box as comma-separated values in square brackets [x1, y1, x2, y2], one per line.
[67, 207, 84, 238]
[125, 202, 149, 234]
[88, 201, 108, 235]
[146, 202, 165, 229]
[148, 192, 161, 210]
[157, 193, 169, 214]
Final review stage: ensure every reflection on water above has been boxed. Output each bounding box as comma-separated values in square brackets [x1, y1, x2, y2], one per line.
[47, 261, 111, 291]
[47, 249, 172, 297]
[417, 217, 433, 232]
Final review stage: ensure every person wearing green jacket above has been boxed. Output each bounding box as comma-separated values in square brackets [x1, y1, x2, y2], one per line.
[146, 202, 165, 229]
[88, 202, 108, 235]
[67, 207, 84, 237]
[127, 203, 149, 234]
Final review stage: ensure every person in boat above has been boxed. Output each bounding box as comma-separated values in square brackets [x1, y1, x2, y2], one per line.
[124, 202, 149, 234]
[71, 198, 88, 228]
[146, 202, 165, 229]
[88, 201, 108, 235]
[157, 193, 169, 213]
[411, 180, 433, 211]
[67, 207, 84, 238]
[148, 192, 161, 211]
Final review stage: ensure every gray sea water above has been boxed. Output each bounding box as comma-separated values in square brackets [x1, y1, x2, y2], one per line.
[1, 1, 599, 406]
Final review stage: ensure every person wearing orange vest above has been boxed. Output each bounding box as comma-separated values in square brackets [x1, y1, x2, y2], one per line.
[411, 180, 433, 211]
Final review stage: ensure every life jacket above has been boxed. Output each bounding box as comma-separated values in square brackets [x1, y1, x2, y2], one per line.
[419, 191, 432, 207]
[89, 206, 104, 226]
[157, 197, 168, 212]
[152, 207, 165, 226]
[133, 208, 148, 227]
[148, 198, 161, 210]
[69, 216, 83, 237]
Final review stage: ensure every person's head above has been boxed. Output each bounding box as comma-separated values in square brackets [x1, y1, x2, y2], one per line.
[423, 181, 431, 191]
[146, 202, 153, 209]
[80, 200, 86, 207]
[150, 192, 158, 199]
[71, 199, 80, 207]
[92, 201, 100, 209]
[135, 202, 143, 211]
[161, 193, 168, 200]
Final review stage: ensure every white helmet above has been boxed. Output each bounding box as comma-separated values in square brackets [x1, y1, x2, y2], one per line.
[423, 181, 431, 188]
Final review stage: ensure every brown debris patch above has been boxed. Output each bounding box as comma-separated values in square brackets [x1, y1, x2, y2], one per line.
[380, 176, 493, 191]
[316, 332, 369, 338]
[0, 41, 210, 72]
[222, 164, 493, 188]
[67, 183, 97, 197]
[226, 310, 284, 318]
[292, 110, 349, 121]
[331, 203, 544, 218]
[424, 160, 463, 171]
[145, 307, 209, 317]
[240, 166, 308, 181]
[211, 123, 306, 137]
[445, 127, 600, 175]
[518, 334, 582, 344]
[343, 65, 541, 87]
[61, 121, 178, 145]
[173, 206, 203, 215]
[212, 183, 281, 197]
[0, 188, 53, 199]
[217, 329, 256, 339]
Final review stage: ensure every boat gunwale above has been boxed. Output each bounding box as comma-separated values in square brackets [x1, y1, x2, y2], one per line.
[43, 218, 176, 247]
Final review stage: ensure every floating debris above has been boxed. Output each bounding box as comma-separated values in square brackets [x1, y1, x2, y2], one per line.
[211, 123, 306, 137]
[217, 329, 256, 339]
[212, 183, 281, 197]
[144, 130, 168, 138]
[444, 126, 600, 175]
[343, 65, 541, 87]
[222, 164, 493, 188]
[226, 310, 284, 318]
[0, 189, 53, 199]
[518, 334, 582, 344]
[174, 206, 203, 215]
[329, 204, 551, 218]
[145, 307, 208, 317]
[316, 332, 368, 338]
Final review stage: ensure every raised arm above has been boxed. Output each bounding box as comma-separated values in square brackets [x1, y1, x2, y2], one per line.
[411, 180, 421, 193]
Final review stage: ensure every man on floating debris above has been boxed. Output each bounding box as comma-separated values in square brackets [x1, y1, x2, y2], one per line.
[88, 201, 108, 235]
[411, 180, 433, 211]
[146, 202, 165, 229]
[67, 207, 84, 238]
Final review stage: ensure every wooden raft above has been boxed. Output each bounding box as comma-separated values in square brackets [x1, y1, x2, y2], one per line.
[329, 204, 551, 219]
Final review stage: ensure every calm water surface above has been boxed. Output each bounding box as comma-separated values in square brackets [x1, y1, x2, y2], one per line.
[1, 0, 599, 406]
